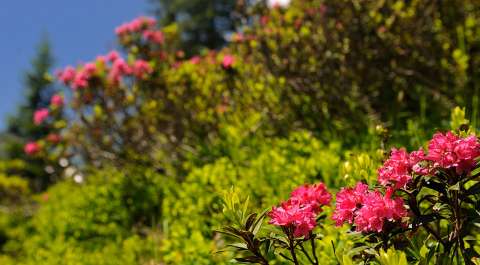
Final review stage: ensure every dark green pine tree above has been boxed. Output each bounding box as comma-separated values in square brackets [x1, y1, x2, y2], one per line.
[150, 0, 240, 54]
[2, 37, 58, 192]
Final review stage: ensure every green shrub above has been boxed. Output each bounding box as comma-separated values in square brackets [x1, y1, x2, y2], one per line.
[15, 167, 163, 265]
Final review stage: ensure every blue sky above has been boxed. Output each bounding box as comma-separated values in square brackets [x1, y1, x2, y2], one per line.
[0, 1, 151, 128]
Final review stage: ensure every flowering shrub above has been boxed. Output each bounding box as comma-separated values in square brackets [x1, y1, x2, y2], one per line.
[24, 0, 480, 171]
[8, 1, 480, 264]
[221, 130, 480, 264]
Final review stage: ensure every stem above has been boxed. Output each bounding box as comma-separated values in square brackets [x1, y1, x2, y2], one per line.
[381, 232, 388, 250]
[310, 235, 319, 265]
[286, 230, 300, 265]
[289, 243, 299, 265]
[406, 188, 447, 247]
[300, 243, 316, 265]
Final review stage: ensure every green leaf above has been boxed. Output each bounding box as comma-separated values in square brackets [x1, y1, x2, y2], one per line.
[467, 182, 480, 195]
[245, 213, 257, 231]
[228, 242, 248, 250]
[449, 182, 460, 191]
[377, 248, 408, 265]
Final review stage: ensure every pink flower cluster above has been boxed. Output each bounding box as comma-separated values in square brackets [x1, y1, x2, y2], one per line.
[378, 148, 426, 189]
[56, 62, 98, 90]
[115, 17, 164, 45]
[57, 51, 153, 88]
[332, 183, 407, 233]
[24, 141, 40, 155]
[50, 94, 64, 107]
[427, 132, 480, 174]
[269, 183, 331, 237]
[33, 108, 49, 125]
[46, 133, 61, 144]
[115, 16, 156, 36]
[222, 55, 235, 69]
[377, 132, 480, 191]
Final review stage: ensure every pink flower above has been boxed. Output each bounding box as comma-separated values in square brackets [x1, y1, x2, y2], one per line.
[33, 108, 49, 125]
[132, 60, 153, 79]
[142, 17, 156, 27]
[267, 0, 291, 8]
[115, 24, 130, 36]
[454, 135, 480, 173]
[172, 61, 183, 69]
[50, 94, 64, 107]
[143, 30, 164, 44]
[427, 132, 480, 174]
[378, 148, 426, 189]
[269, 199, 317, 238]
[222, 55, 235, 69]
[72, 71, 89, 89]
[24, 142, 40, 155]
[269, 183, 331, 237]
[107, 51, 121, 62]
[47, 133, 61, 144]
[232, 33, 245, 42]
[290, 183, 331, 213]
[82, 63, 97, 76]
[333, 183, 407, 233]
[108, 58, 132, 84]
[190, 56, 201, 65]
[332, 182, 369, 226]
[260, 16, 269, 26]
[115, 16, 156, 36]
[57, 66, 76, 84]
[354, 189, 407, 233]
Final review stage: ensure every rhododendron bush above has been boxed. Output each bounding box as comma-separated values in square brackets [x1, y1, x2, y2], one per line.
[221, 129, 480, 264]
[5, 0, 480, 264]
[25, 0, 480, 169]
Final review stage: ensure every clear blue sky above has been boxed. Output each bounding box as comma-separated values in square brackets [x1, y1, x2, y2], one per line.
[0, 0, 151, 128]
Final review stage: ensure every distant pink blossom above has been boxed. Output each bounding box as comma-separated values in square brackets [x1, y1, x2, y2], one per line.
[115, 24, 130, 36]
[33, 108, 49, 125]
[115, 16, 157, 36]
[143, 30, 164, 44]
[107, 51, 121, 62]
[72, 71, 89, 89]
[47, 133, 61, 144]
[57, 66, 76, 84]
[132, 60, 153, 79]
[190, 56, 201, 64]
[232, 33, 245, 42]
[172, 61, 183, 69]
[50, 94, 64, 107]
[267, 0, 291, 8]
[222, 55, 235, 69]
[108, 58, 132, 84]
[24, 142, 40, 155]
[82, 63, 97, 76]
[260, 16, 269, 26]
